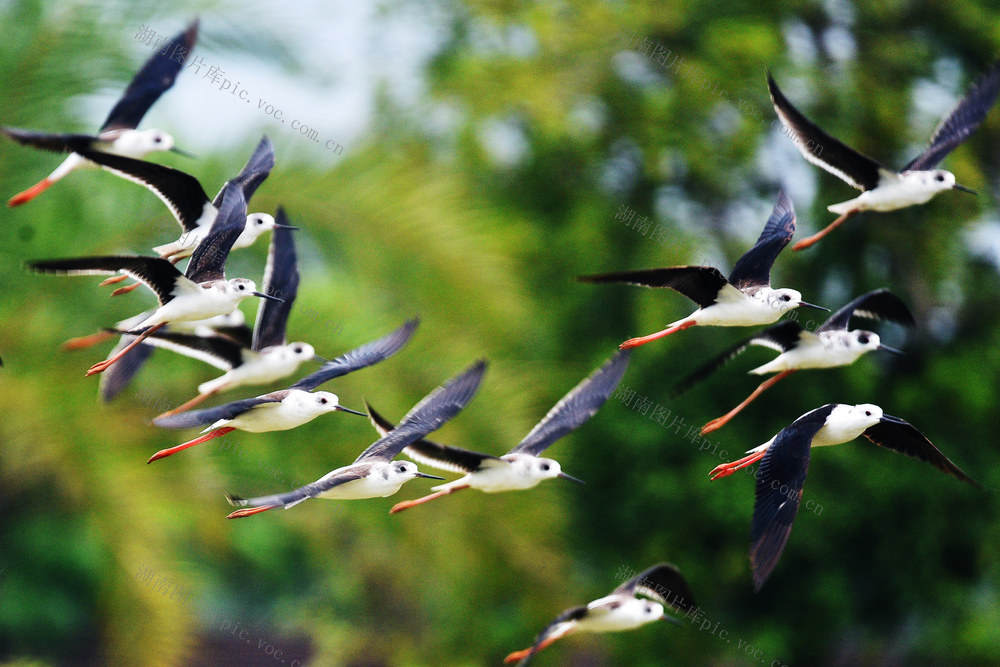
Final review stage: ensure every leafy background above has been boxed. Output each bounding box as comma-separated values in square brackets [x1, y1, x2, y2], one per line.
[1, 0, 998, 665]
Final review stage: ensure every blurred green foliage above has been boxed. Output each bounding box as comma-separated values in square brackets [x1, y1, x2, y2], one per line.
[1, 0, 999, 665]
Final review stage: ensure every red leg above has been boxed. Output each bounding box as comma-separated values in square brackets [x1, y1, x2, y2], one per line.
[147, 426, 235, 463]
[8, 178, 53, 207]
[99, 275, 128, 287]
[389, 485, 469, 514]
[620, 320, 696, 350]
[61, 330, 114, 351]
[701, 370, 795, 434]
[156, 388, 222, 420]
[110, 282, 142, 297]
[709, 449, 768, 481]
[792, 210, 858, 251]
[504, 634, 565, 664]
[86, 322, 165, 376]
[227, 505, 279, 519]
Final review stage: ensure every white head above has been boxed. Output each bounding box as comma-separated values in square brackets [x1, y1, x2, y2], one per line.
[223, 278, 260, 300]
[507, 453, 584, 486]
[623, 597, 669, 626]
[765, 288, 827, 315]
[118, 129, 176, 155]
[847, 329, 900, 356]
[921, 170, 957, 193]
[825, 403, 884, 437]
[286, 390, 366, 419]
[238, 213, 278, 244]
[270, 342, 319, 365]
[382, 460, 444, 489]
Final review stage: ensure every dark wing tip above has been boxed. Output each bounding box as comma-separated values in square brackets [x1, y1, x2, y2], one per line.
[224, 492, 244, 506]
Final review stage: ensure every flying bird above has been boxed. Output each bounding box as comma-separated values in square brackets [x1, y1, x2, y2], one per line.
[225, 359, 487, 519]
[3, 20, 199, 206]
[579, 191, 826, 349]
[734, 403, 979, 591]
[384, 350, 629, 514]
[28, 179, 279, 377]
[767, 63, 1000, 250]
[121, 209, 322, 416]
[148, 319, 419, 462]
[687, 289, 915, 434]
[504, 563, 696, 665]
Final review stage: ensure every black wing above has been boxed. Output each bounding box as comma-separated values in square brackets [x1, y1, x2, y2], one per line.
[510, 350, 630, 456]
[817, 289, 915, 332]
[615, 563, 697, 614]
[152, 393, 286, 430]
[728, 190, 795, 289]
[77, 150, 211, 232]
[904, 60, 1000, 171]
[28, 255, 182, 306]
[863, 416, 979, 487]
[100, 20, 200, 132]
[124, 328, 246, 370]
[98, 336, 155, 401]
[354, 360, 486, 462]
[768, 73, 888, 191]
[252, 209, 298, 351]
[672, 320, 805, 395]
[750, 405, 834, 591]
[290, 319, 419, 392]
[185, 183, 247, 283]
[366, 403, 496, 474]
[226, 466, 369, 511]
[219, 135, 275, 206]
[0, 128, 103, 153]
[578, 266, 728, 309]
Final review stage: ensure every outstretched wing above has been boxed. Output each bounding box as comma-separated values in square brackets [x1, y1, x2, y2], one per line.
[768, 73, 888, 191]
[579, 266, 728, 309]
[152, 393, 286, 429]
[817, 289, 915, 332]
[614, 563, 697, 614]
[354, 360, 486, 462]
[728, 190, 795, 289]
[252, 209, 298, 351]
[510, 350, 630, 456]
[28, 255, 183, 306]
[290, 319, 419, 392]
[100, 20, 200, 132]
[750, 406, 833, 591]
[0, 128, 104, 153]
[216, 135, 275, 206]
[904, 60, 1000, 171]
[185, 182, 246, 283]
[366, 403, 497, 474]
[226, 467, 369, 512]
[863, 416, 979, 487]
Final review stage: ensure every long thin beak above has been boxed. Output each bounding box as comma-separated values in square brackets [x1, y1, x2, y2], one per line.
[275, 224, 300, 230]
[415, 472, 445, 480]
[169, 146, 196, 158]
[558, 472, 585, 485]
[877, 344, 905, 355]
[335, 405, 367, 417]
[660, 615, 682, 626]
[252, 291, 284, 302]
[798, 301, 830, 312]
[312, 355, 327, 363]
[953, 183, 977, 195]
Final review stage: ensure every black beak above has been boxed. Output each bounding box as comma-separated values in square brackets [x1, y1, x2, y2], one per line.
[953, 183, 977, 195]
[660, 615, 682, 625]
[558, 472, 585, 485]
[415, 472, 445, 480]
[169, 146, 196, 158]
[275, 224, 300, 230]
[252, 291, 284, 303]
[798, 301, 830, 312]
[312, 355, 327, 364]
[877, 344, 905, 355]
[335, 405, 367, 417]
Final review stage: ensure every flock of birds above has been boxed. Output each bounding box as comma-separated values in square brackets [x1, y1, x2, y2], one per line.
[2, 18, 995, 664]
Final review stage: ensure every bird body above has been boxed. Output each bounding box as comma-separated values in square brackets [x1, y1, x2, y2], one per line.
[749, 329, 886, 375]
[826, 169, 960, 215]
[204, 389, 345, 434]
[195, 343, 318, 395]
[430, 452, 570, 494]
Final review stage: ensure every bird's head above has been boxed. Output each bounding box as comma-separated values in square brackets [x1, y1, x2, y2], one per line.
[134, 129, 176, 153]
[525, 456, 584, 484]
[850, 330, 904, 356]
[226, 278, 258, 298]
[386, 460, 444, 485]
[244, 213, 277, 239]
[767, 288, 828, 314]
[828, 403, 884, 433]
[274, 342, 318, 364]
[292, 390, 366, 417]
[923, 169, 976, 195]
